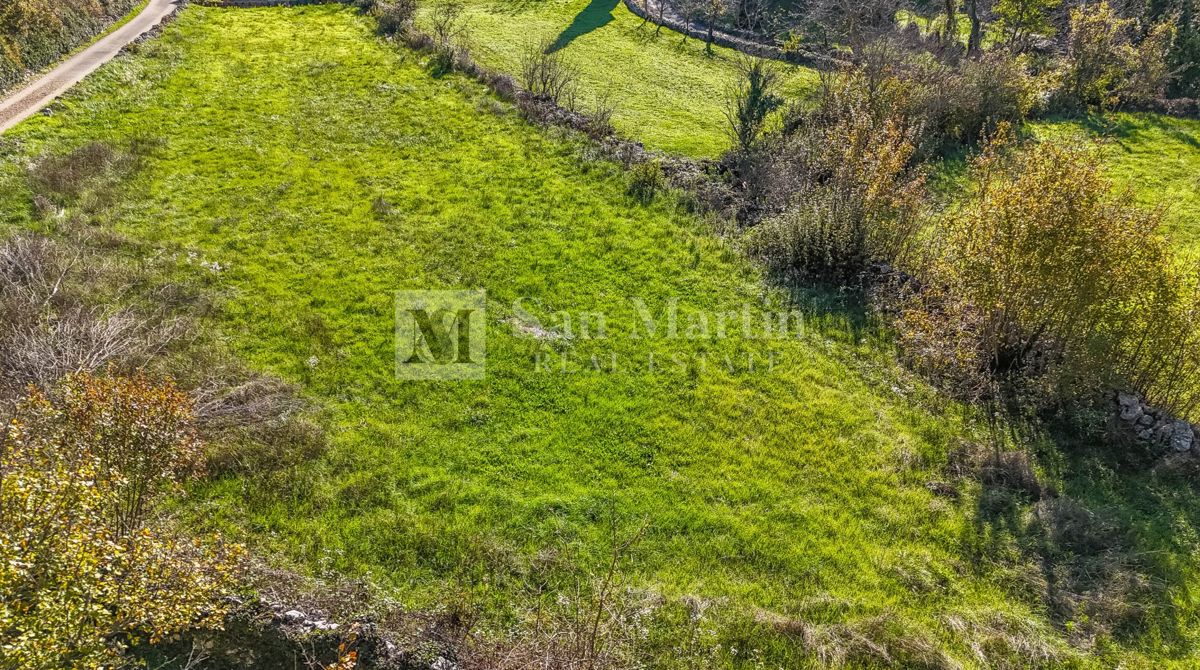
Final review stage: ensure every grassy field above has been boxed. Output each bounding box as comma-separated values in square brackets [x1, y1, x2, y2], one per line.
[1032, 114, 1200, 253]
[421, 0, 819, 157]
[933, 113, 1200, 254]
[1, 5, 1199, 667]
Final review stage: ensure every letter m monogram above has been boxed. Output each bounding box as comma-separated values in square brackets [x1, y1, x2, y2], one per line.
[395, 290, 486, 380]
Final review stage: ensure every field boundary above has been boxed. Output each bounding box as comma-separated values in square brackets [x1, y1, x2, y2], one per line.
[620, 0, 848, 69]
[204, 0, 342, 6]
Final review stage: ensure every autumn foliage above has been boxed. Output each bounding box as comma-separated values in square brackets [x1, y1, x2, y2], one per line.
[0, 372, 242, 669]
[891, 129, 1200, 418]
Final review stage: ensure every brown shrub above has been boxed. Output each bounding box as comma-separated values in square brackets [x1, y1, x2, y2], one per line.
[0, 235, 185, 399]
[519, 38, 579, 108]
[890, 130, 1198, 418]
[743, 70, 926, 283]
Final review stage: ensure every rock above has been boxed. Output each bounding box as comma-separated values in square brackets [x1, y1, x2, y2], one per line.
[1156, 423, 1175, 444]
[1138, 413, 1156, 427]
[281, 609, 307, 624]
[431, 658, 458, 670]
[1117, 391, 1140, 408]
[1120, 402, 1143, 422]
[1171, 421, 1194, 452]
[1138, 428, 1154, 441]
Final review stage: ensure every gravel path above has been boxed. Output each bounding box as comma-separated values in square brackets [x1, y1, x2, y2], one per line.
[0, 0, 179, 134]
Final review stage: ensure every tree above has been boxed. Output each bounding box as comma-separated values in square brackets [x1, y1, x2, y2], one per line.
[943, 0, 959, 46]
[995, 0, 1060, 50]
[704, 0, 729, 55]
[964, 0, 988, 54]
[724, 57, 784, 152]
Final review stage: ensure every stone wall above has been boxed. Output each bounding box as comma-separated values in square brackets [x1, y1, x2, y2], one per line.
[1116, 392, 1198, 453]
[620, 0, 849, 70]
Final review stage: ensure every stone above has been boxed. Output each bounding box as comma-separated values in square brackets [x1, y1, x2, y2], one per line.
[1117, 391, 1140, 408]
[1138, 413, 1156, 427]
[1171, 421, 1194, 452]
[1156, 423, 1175, 444]
[1120, 402, 1143, 422]
[1138, 428, 1154, 441]
[431, 658, 458, 670]
[281, 610, 306, 624]
[925, 481, 960, 499]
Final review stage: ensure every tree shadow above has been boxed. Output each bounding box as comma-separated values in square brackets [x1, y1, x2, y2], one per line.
[958, 417, 1200, 656]
[546, 0, 620, 53]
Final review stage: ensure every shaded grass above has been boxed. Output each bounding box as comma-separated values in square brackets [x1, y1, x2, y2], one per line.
[422, 0, 819, 157]
[0, 5, 1198, 666]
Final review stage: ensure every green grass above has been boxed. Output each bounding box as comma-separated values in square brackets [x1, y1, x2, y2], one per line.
[423, 0, 819, 157]
[1031, 114, 1200, 254]
[1, 5, 1199, 667]
[932, 113, 1200, 254]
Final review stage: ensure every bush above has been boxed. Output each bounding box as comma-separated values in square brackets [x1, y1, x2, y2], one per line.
[519, 38, 579, 107]
[627, 160, 665, 203]
[1055, 2, 1176, 111]
[0, 235, 184, 399]
[891, 130, 1199, 418]
[743, 71, 926, 283]
[374, 0, 417, 36]
[723, 56, 783, 154]
[0, 0, 138, 92]
[843, 44, 1038, 157]
[0, 372, 243, 668]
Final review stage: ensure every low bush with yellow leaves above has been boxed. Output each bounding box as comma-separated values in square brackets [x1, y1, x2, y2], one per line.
[0, 371, 244, 669]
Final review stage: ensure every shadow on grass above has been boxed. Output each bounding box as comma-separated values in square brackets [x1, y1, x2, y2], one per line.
[960, 418, 1200, 656]
[546, 0, 619, 53]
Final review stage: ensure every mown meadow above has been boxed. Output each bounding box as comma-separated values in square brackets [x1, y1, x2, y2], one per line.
[1, 4, 1199, 667]
[417, 0, 819, 156]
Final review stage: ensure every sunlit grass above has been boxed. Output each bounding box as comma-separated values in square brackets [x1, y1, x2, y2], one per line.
[1031, 113, 1200, 254]
[424, 0, 819, 157]
[0, 5, 1197, 666]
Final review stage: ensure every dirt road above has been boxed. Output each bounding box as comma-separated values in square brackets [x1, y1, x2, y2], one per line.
[0, 0, 179, 134]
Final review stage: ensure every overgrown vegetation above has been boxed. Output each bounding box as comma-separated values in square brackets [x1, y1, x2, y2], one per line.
[0, 372, 244, 668]
[892, 130, 1200, 417]
[742, 68, 926, 282]
[0, 0, 140, 93]
[3, 1, 1200, 668]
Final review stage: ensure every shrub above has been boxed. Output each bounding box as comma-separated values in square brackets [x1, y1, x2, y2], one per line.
[1056, 2, 1176, 111]
[430, 0, 466, 47]
[0, 235, 184, 399]
[846, 46, 1037, 157]
[744, 72, 926, 283]
[0, 0, 138, 92]
[585, 92, 617, 139]
[891, 129, 1199, 418]
[0, 373, 242, 668]
[519, 38, 579, 107]
[627, 160, 665, 203]
[374, 0, 417, 36]
[723, 56, 783, 154]
[958, 53, 1037, 132]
